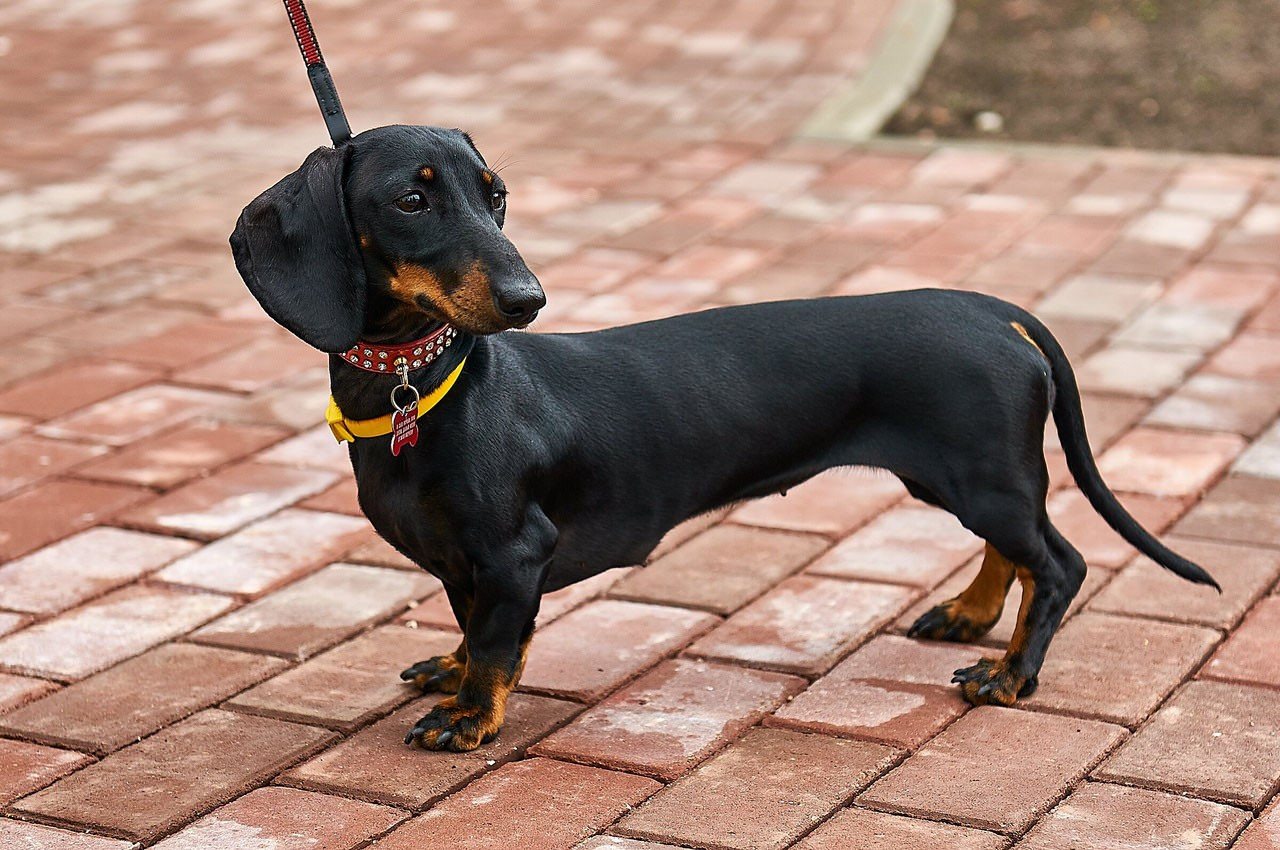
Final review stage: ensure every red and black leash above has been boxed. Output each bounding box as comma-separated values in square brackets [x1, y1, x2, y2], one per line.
[281, 0, 352, 146]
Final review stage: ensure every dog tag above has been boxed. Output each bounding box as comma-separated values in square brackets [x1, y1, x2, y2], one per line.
[390, 407, 419, 456]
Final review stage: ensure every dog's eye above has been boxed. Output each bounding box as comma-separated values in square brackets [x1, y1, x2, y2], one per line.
[490, 191, 506, 212]
[394, 192, 427, 213]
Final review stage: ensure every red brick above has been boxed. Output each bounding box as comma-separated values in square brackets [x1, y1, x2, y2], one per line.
[0, 361, 160, 420]
[101, 318, 261, 369]
[280, 694, 577, 808]
[611, 525, 828, 615]
[1016, 783, 1248, 850]
[377, 758, 659, 850]
[0, 479, 149, 561]
[1036, 274, 1161, 324]
[1147, 375, 1280, 437]
[729, 470, 906, 536]
[1076, 346, 1202, 398]
[860, 707, 1126, 834]
[821, 634, 986, 688]
[0, 435, 105, 497]
[345, 532, 418, 570]
[214, 367, 330, 431]
[0, 643, 286, 753]
[226, 625, 458, 731]
[257, 424, 353, 473]
[74, 421, 287, 489]
[1048, 488, 1186, 568]
[155, 509, 369, 596]
[1205, 332, 1280, 381]
[1048, 393, 1150, 454]
[688, 576, 914, 675]
[532, 658, 803, 779]
[806, 504, 981, 585]
[1088, 537, 1280, 628]
[521, 599, 717, 701]
[0, 738, 92, 804]
[36, 384, 233, 446]
[1175, 475, 1280, 547]
[192, 563, 433, 659]
[1113, 302, 1243, 354]
[150, 786, 403, 850]
[1096, 680, 1280, 807]
[770, 678, 966, 749]
[0, 673, 57, 714]
[538, 569, 634, 623]
[1235, 801, 1280, 850]
[1024, 612, 1218, 726]
[794, 808, 1006, 850]
[0, 584, 232, 680]
[119, 461, 340, 540]
[0, 526, 195, 614]
[1166, 264, 1278, 311]
[1097, 428, 1244, 497]
[1202, 597, 1280, 688]
[300, 477, 361, 515]
[616, 728, 896, 850]
[12, 709, 336, 843]
[173, 336, 324, 392]
[0, 820, 132, 850]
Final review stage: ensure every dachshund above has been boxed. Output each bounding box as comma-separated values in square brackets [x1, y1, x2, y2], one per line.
[231, 124, 1217, 751]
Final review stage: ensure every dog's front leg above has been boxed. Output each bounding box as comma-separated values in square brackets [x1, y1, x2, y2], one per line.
[404, 517, 553, 752]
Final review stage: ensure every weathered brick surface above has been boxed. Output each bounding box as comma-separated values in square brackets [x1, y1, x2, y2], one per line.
[860, 707, 1126, 834]
[532, 659, 804, 779]
[795, 808, 1007, 850]
[0, 673, 57, 714]
[155, 509, 368, 596]
[0, 738, 92, 804]
[0, 820, 133, 850]
[0, 479, 150, 561]
[226, 624, 459, 730]
[616, 728, 897, 850]
[770, 677, 966, 748]
[12, 709, 336, 842]
[687, 575, 915, 675]
[521, 599, 718, 701]
[0, 435, 105, 498]
[1096, 680, 1280, 807]
[729, 471, 906, 535]
[1202, 596, 1280, 687]
[1235, 802, 1280, 850]
[1023, 611, 1219, 726]
[0, 527, 196, 614]
[376, 759, 660, 850]
[281, 694, 578, 808]
[0, 643, 287, 753]
[191, 563, 434, 659]
[75, 421, 288, 489]
[119, 462, 340, 539]
[0, 585, 233, 680]
[149, 786, 405, 850]
[1174, 474, 1280, 547]
[611, 525, 828, 615]
[1015, 783, 1249, 850]
[806, 504, 981, 585]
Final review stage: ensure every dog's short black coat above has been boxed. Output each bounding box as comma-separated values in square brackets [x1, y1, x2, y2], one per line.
[232, 125, 1217, 751]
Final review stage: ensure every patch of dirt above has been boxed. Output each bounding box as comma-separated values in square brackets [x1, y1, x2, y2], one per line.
[886, 0, 1280, 156]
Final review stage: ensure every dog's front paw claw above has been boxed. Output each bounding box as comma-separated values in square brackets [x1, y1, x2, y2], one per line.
[952, 658, 1035, 706]
[400, 655, 465, 694]
[403, 698, 498, 752]
[909, 601, 992, 643]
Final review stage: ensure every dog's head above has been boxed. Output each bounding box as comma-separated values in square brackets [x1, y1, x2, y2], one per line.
[230, 125, 544, 352]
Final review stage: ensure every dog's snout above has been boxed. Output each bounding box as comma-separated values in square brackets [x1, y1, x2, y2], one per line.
[494, 281, 546, 324]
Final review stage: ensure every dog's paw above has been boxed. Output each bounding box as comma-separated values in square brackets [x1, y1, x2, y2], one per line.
[908, 600, 996, 643]
[400, 654, 465, 694]
[404, 697, 500, 751]
[951, 657, 1036, 706]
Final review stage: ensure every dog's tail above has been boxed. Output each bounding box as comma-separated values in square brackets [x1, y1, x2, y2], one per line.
[1017, 313, 1220, 591]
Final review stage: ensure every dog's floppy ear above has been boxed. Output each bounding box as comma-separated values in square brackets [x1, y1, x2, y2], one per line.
[230, 145, 366, 353]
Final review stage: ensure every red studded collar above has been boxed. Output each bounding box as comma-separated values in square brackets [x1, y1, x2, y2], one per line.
[339, 325, 458, 373]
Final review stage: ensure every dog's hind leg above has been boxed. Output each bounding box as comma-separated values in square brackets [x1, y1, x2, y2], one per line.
[951, 521, 1086, 705]
[400, 584, 472, 694]
[908, 543, 1017, 642]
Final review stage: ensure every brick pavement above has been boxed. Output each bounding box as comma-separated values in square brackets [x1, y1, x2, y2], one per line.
[1, 0, 1279, 846]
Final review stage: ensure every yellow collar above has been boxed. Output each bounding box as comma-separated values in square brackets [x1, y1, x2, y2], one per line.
[326, 359, 467, 443]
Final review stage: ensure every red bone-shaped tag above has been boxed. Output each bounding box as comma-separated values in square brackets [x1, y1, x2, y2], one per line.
[390, 407, 419, 456]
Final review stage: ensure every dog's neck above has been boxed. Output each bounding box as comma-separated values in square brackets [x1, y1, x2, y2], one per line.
[328, 316, 476, 422]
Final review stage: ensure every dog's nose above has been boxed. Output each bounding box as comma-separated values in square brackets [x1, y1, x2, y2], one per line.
[494, 286, 546, 324]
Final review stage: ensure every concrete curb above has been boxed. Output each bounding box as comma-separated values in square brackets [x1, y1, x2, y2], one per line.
[800, 0, 954, 142]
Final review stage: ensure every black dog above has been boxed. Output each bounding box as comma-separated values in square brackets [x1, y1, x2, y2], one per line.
[231, 125, 1217, 751]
